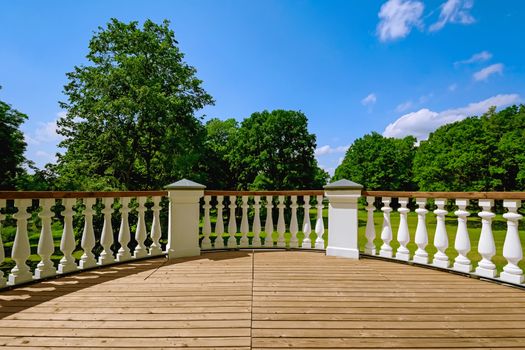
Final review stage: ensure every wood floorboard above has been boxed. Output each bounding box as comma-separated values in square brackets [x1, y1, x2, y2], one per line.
[1, 250, 525, 349]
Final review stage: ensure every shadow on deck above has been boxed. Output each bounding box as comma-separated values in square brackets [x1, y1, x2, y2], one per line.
[1, 250, 525, 349]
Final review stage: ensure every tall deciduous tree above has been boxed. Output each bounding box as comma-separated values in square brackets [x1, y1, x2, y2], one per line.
[56, 19, 214, 190]
[0, 89, 28, 190]
[204, 118, 239, 189]
[333, 132, 416, 190]
[228, 110, 327, 190]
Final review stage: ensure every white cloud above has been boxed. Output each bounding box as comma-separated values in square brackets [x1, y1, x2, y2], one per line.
[383, 94, 521, 140]
[448, 83, 458, 91]
[35, 150, 57, 164]
[396, 101, 413, 112]
[429, 0, 475, 32]
[473, 63, 504, 81]
[454, 51, 492, 66]
[361, 93, 377, 106]
[25, 112, 65, 145]
[377, 0, 424, 42]
[315, 145, 349, 157]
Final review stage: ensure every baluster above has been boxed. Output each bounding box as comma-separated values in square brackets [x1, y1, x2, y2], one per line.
[432, 198, 449, 268]
[413, 198, 429, 264]
[79, 198, 97, 269]
[214, 196, 225, 249]
[201, 195, 212, 249]
[133, 197, 147, 258]
[395, 197, 410, 261]
[501, 200, 524, 284]
[227, 196, 237, 248]
[379, 197, 393, 258]
[301, 195, 312, 249]
[116, 197, 132, 262]
[149, 196, 163, 255]
[35, 198, 56, 278]
[276, 196, 286, 247]
[8, 199, 32, 285]
[453, 199, 472, 272]
[98, 197, 115, 265]
[0, 199, 7, 287]
[240, 196, 249, 247]
[289, 196, 299, 248]
[58, 198, 78, 273]
[314, 195, 325, 249]
[264, 196, 274, 247]
[364, 196, 376, 255]
[475, 199, 497, 278]
[252, 196, 262, 247]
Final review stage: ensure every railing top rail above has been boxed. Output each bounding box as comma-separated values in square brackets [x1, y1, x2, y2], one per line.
[204, 190, 324, 196]
[364, 190, 525, 200]
[0, 190, 168, 200]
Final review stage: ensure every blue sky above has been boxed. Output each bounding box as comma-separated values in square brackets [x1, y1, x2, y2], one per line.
[1, 0, 524, 175]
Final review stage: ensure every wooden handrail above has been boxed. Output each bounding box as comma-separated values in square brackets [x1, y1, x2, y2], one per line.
[204, 190, 324, 196]
[0, 190, 168, 200]
[364, 190, 525, 200]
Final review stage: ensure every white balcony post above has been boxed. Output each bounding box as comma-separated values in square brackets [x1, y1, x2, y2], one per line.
[301, 195, 312, 249]
[379, 197, 393, 258]
[116, 197, 132, 262]
[166, 179, 205, 259]
[276, 196, 286, 248]
[8, 199, 33, 285]
[239, 196, 249, 247]
[264, 196, 274, 247]
[201, 195, 212, 249]
[324, 179, 363, 259]
[413, 198, 429, 264]
[227, 195, 237, 248]
[149, 196, 163, 256]
[432, 198, 450, 268]
[501, 199, 524, 284]
[58, 198, 78, 273]
[98, 197, 115, 265]
[453, 199, 472, 273]
[0, 199, 7, 287]
[476, 199, 497, 278]
[314, 195, 325, 249]
[79, 198, 97, 269]
[214, 196, 225, 249]
[289, 196, 299, 248]
[35, 198, 56, 279]
[364, 196, 376, 255]
[395, 197, 410, 261]
[252, 196, 262, 247]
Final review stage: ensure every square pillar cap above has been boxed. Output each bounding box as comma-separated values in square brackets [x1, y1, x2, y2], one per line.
[324, 179, 363, 190]
[165, 179, 206, 190]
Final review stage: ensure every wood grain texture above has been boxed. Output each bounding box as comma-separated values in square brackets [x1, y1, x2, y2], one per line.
[1, 250, 525, 349]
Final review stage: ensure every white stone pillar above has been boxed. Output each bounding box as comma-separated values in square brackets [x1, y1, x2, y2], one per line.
[324, 179, 363, 259]
[476, 199, 497, 278]
[379, 197, 393, 258]
[453, 199, 472, 273]
[395, 197, 410, 261]
[432, 198, 450, 268]
[501, 200, 524, 284]
[166, 179, 205, 259]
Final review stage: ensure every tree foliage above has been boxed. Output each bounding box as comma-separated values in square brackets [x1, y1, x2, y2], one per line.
[56, 19, 213, 190]
[0, 90, 28, 190]
[227, 110, 327, 190]
[414, 105, 525, 191]
[204, 118, 239, 189]
[333, 132, 416, 190]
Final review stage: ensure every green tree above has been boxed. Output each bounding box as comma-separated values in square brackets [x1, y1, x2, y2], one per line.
[333, 132, 416, 190]
[0, 89, 28, 190]
[204, 118, 238, 189]
[56, 19, 214, 190]
[414, 105, 525, 191]
[228, 110, 325, 190]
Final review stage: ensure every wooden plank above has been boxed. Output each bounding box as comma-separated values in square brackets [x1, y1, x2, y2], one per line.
[204, 190, 324, 196]
[0, 190, 167, 199]
[363, 190, 525, 200]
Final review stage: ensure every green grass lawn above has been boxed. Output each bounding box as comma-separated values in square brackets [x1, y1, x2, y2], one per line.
[1, 205, 524, 277]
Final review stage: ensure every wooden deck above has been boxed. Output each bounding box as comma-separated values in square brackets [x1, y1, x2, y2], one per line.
[1, 250, 525, 349]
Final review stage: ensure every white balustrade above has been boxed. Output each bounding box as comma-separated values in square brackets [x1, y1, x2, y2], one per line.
[98, 197, 115, 265]
[301, 195, 312, 249]
[289, 196, 299, 248]
[314, 195, 324, 249]
[116, 197, 132, 262]
[379, 197, 393, 258]
[453, 199, 472, 272]
[201, 195, 212, 249]
[276, 196, 286, 248]
[79, 198, 97, 269]
[58, 198, 78, 273]
[8, 199, 32, 285]
[227, 196, 237, 248]
[413, 198, 429, 264]
[252, 196, 262, 247]
[0, 199, 7, 287]
[432, 198, 450, 268]
[264, 196, 274, 247]
[133, 197, 148, 258]
[214, 196, 225, 249]
[149, 196, 163, 255]
[35, 198, 56, 279]
[475, 199, 497, 278]
[364, 196, 376, 255]
[240, 196, 249, 247]
[501, 200, 524, 284]
[395, 197, 410, 261]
